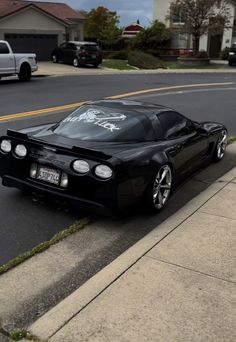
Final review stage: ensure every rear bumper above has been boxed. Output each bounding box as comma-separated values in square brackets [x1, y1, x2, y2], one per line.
[228, 55, 236, 63]
[2, 175, 111, 216]
[31, 65, 38, 73]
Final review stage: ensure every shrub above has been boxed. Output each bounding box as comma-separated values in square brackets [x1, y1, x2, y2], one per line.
[180, 50, 209, 59]
[108, 50, 128, 60]
[220, 47, 230, 60]
[131, 20, 172, 51]
[128, 51, 165, 69]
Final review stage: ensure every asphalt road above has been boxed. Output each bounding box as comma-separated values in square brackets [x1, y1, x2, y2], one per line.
[0, 73, 236, 267]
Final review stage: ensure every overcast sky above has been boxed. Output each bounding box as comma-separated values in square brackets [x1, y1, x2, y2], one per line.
[39, 0, 153, 27]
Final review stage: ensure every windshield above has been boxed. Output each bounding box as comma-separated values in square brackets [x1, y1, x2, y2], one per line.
[53, 105, 155, 142]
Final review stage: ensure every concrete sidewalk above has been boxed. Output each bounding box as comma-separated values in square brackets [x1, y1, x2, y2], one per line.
[29, 167, 236, 342]
[35, 61, 236, 77]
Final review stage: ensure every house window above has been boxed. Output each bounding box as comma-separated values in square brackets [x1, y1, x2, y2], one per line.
[172, 6, 185, 24]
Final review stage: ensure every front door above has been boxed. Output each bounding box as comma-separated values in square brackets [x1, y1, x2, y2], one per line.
[209, 34, 222, 58]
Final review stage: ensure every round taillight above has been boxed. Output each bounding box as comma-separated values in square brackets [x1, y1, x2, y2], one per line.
[0, 140, 12, 153]
[95, 165, 113, 179]
[73, 160, 90, 174]
[15, 144, 27, 158]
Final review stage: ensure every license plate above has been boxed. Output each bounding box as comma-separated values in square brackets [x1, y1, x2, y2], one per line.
[91, 55, 96, 59]
[37, 166, 60, 185]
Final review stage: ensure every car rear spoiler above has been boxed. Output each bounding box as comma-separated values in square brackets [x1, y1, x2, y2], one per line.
[7, 129, 111, 160]
[72, 146, 111, 160]
[7, 129, 28, 140]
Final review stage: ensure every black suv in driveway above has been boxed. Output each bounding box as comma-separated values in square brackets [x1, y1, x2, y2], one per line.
[51, 41, 103, 68]
[228, 43, 236, 66]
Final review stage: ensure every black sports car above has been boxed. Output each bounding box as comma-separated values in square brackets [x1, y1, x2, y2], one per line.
[0, 100, 227, 215]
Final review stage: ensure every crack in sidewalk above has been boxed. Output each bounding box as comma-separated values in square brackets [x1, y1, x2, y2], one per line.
[145, 256, 236, 285]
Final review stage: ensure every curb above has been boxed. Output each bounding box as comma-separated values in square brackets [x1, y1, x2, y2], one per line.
[29, 166, 236, 340]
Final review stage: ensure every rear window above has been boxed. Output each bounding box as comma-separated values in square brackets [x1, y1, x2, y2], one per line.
[53, 105, 155, 142]
[82, 45, 98, 51]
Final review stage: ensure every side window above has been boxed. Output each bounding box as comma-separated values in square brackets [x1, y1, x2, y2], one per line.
[59, 43, 67, 49]
[0, 43, 10, 54]
[159, 111, 194, 139]
[67, 43, 76, 50]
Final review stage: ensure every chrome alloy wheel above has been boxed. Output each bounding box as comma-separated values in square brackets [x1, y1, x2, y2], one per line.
[73, 58, 79, 67]
[153, 165, 172, 209]
[52, 55, 57, 63]
[217, 130, 227, 160]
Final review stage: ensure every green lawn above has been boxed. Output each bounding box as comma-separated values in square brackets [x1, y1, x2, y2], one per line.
[102, 59, 136, 70]
[162, 61, 228, 69]
[102, 59, 228, 70]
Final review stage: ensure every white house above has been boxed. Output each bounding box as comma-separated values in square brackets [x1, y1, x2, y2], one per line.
[153, 0, 236, 57]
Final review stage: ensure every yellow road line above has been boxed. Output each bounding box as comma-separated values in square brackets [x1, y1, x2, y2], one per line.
[0, 82, 233, 123]
[107, 82, 234, 99]
[0, 102, 85, 122]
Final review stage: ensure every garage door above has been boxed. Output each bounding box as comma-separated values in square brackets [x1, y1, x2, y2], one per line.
[4, 34, 58, 61]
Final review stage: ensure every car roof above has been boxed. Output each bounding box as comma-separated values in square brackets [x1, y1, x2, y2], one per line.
[87, 99, 173, 116]
[68, 41, 97, 45]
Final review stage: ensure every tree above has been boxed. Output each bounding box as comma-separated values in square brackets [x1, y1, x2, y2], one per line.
[169, 0, 233, 53]
[83, 6, 122, 47]
[132, 20, 173, 51]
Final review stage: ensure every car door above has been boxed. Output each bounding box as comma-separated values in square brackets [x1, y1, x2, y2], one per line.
[158, 111, 208, 176]
[0, 42, 15, 74]
[66, 43, 77, 63]
[57, 43, 68, 62]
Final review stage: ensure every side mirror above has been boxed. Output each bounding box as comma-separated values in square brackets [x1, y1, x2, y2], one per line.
[193, 122, 208, 135]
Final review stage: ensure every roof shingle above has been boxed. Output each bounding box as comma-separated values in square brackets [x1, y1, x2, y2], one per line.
[0, 0, 85, 24]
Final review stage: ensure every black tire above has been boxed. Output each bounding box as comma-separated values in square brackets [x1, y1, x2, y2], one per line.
[228, 61, 232, 66]
[144, 165, 172, 213]
[52, 54, 58, 63]
[213, 130, 227, 162]
[93, 63, 99, 68]
[18, 64, 31, 82]
[72, 58, 79, 67]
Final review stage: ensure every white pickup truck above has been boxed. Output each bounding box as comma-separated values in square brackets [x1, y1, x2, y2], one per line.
[0, 40, 38, 81]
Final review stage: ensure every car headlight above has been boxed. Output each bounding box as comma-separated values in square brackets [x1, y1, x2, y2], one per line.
[15, 144, 27, 158]
[0, 140, 12, 153]
[95, 165, 113, 179]
[73, 160, 90, 173]
[229, 52, 235, 55]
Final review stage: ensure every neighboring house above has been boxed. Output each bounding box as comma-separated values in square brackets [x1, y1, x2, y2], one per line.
[122, 23, 144, 39]
[153, 0, 236, 57]
[0, 0, 85, 60]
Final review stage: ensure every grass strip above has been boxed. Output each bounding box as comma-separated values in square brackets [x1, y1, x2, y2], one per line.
[102, 59, 136, 70]
[162, 61, 228, 70]
[228, 136, 236, 144]
[10, 329, 47, 341]
[0, 218, 89, 276]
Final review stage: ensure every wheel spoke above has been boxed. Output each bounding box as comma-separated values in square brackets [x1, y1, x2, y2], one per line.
[160, 169, 168, 183]
[160, 184, 171, 190]
[153, 188, 159, 199]
[158, 191, 163, 206]
[221, 135, 227, 143]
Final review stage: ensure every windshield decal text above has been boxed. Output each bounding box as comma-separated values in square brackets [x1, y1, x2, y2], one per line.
[63, 108, 126, 133]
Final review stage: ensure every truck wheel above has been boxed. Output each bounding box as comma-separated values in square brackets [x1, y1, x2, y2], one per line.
[18, 64, 31, 82]
[52, 54, 58, 63]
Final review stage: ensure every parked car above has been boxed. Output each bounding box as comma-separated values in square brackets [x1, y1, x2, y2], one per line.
[228, 42, 236, 66]
[0, 100, 227, 216]
[0, 40, 38, 81]
[51, 41, 103, 68]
